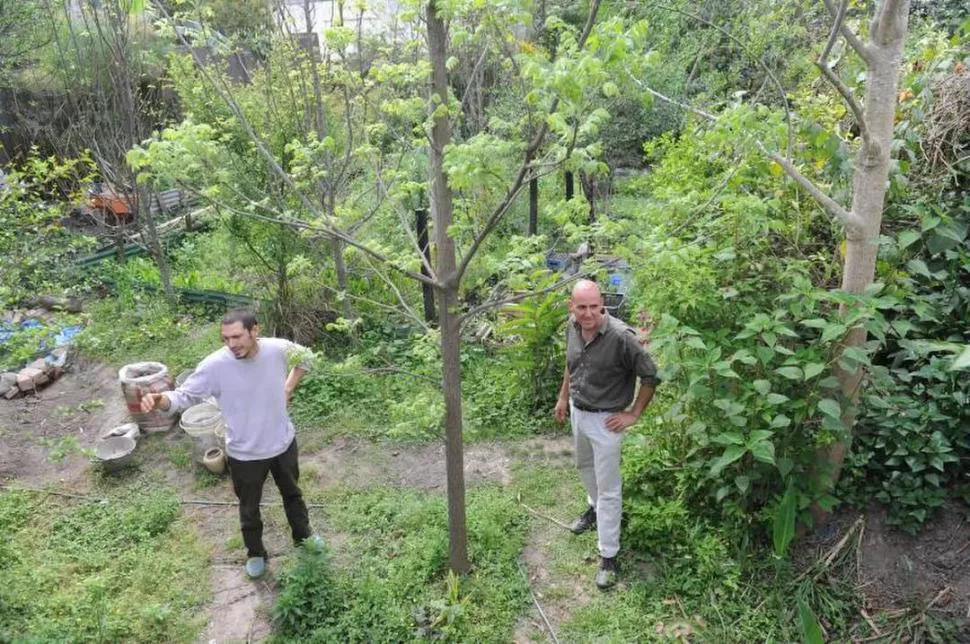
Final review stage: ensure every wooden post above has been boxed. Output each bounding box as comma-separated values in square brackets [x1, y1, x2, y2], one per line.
[528, 177, 538, 236]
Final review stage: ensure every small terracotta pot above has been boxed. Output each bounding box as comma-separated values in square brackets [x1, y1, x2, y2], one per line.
[202, 447, 226, 475]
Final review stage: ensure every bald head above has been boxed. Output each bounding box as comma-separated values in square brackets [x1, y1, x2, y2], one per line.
[572, 279, 602, 300]
[570, 279, 606, 334]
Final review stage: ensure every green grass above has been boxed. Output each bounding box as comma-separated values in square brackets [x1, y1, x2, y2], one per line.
[74, 295, 221, 374]
[272, 484, 531, 642]
[0, 488, 210, 642]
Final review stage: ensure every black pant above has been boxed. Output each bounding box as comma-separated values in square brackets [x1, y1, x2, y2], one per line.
[227, 438, 311, 559]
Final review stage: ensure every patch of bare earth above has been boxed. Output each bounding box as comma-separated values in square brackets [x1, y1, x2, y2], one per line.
[0, 356, 128, 490]
[800, 503, 970, 637]
[302, 435, 515, 491]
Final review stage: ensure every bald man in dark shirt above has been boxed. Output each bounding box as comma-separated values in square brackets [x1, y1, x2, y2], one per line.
[554, 280, 660, 590]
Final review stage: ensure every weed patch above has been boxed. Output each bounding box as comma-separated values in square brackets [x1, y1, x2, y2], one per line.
[0, 488, 209, 642]
[272, 485, 529, 641]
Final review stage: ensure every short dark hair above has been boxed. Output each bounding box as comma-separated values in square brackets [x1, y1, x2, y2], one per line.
[222, 308, 258, 331]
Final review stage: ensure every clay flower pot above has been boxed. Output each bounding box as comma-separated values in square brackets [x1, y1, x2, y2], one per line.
[202, 447, 226, 475]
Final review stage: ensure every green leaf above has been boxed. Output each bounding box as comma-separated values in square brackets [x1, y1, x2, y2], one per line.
[820, 323, 847, 344]
[750, 440, 776, 466]
[773, 482, 797, 557]
[803, 363, 825, 380]
[749, 430, 774, 443]
[753, 379, 771, 395]
[712, 432, 745, 446]
[897, 230, 921, 249]
[951, 346, 970, 371]
[797, 598, 825, 644]
[766, 393, 790, 406]
[685, 336, 707, 350]
[709, 445, 746, 476]
[775, 366, 803, 380]
[770, 414, 791, 428]
[735, 475, 750, 495]
[716, 486, 732, 502]
[800, 318, 827, 329]
[906, 259, 933, 279]
[816, 398, 841, 419]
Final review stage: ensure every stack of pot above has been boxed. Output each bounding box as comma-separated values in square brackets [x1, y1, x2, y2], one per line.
[180, 401, 228, 474]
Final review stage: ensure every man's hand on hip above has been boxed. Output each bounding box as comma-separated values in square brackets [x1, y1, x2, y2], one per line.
[605, 411, 638, 433]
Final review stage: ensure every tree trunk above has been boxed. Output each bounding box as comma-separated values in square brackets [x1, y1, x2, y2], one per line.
[820, 0, 911, 498]
[332, 238, 352, 317]
[427, 0, 470, 575]
[528, 177, 538, 236]
[138, 186, 178, 311]
[580, 169, 596, 223]
[416, 207, 436, 323]
[565, 170, 574, 201]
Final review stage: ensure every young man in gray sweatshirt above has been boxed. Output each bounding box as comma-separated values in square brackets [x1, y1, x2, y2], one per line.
[140, 309, 317, 579]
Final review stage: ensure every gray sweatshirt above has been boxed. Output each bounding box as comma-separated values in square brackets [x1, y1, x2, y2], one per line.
[164, 338, 312, 461]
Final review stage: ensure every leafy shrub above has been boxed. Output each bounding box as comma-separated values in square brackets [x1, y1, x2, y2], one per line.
[841, 202, 970, 532]
[272, 545, 347, 639]
[74, 293, 220, 372]
[0, 153, 97, 308]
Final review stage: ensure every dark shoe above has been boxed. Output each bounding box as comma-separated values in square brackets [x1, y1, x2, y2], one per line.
[569, 506, 596, 535]
[595, 556, 619, 590]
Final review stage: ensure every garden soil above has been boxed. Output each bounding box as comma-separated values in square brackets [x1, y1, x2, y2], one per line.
[3, 360, 970, 641]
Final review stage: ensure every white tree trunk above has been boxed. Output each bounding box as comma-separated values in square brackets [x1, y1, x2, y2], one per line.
[823, 0, 910, 493]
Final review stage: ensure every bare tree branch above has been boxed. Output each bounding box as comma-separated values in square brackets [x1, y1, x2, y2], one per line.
[458, 46, 489, 120]
[454, 0, 602, 283]
[815, 64, 870, 146]
[151, 0, 439, 290]
[757, 142, 863, 232]
[821, 0, 871, 62]
[625, 73, 717, 121]
[871, 0, 908, 46]
[318, 282, 428, 330]
[817, 0, 870, 146]
[360, 252, 429, 329]
[460, 273, 580, 323]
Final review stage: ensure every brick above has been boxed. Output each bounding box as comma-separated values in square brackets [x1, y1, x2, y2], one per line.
[17, 367, 48, 391]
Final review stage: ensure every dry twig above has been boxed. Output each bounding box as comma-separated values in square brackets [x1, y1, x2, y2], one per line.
[516, 559, 560, 644]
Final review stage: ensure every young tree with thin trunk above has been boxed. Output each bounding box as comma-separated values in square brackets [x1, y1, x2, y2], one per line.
[151, 0, 605, 573]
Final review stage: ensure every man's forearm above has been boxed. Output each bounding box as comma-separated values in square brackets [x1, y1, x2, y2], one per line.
[285, 367, 308, 397]
[630, 383, 655, 418]
[558, 366, 570, 402]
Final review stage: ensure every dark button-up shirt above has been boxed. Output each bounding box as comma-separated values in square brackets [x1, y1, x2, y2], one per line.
[566, 313, 660, 412]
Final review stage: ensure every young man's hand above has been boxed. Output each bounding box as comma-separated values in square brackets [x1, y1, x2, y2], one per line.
[140, 392, 171, 413]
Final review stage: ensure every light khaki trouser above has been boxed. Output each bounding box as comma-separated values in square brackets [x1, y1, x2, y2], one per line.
[570, 401, 624, 558]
